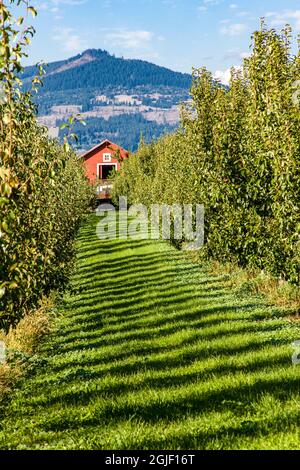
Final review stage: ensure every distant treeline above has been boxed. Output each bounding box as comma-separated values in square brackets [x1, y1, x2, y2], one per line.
[34, 85, 189, 116]
[58, 114, 177, 152]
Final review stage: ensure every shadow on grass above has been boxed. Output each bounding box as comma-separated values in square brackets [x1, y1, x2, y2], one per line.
[2, 214, 298, 449]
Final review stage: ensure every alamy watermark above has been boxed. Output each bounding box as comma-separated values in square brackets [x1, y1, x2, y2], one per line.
[292, 80, 300, 106]
[0, 341, 6, 364]
[96, 197, 205, 251]
[96, 198, 300, 364]
[0, 83, 6, 105]
[292, 341, 300, 365]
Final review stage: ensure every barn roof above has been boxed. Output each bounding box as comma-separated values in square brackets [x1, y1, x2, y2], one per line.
[81, 139, 128, 159]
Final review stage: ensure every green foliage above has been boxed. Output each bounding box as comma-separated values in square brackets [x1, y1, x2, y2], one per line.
[112, 23, 300, 285]
[0, 0, 93, 330]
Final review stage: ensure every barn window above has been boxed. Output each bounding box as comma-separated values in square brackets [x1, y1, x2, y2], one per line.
[103, 153, 112, 162]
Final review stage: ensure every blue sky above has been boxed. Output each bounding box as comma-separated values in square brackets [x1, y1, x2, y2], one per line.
[25, 0, 300, 83]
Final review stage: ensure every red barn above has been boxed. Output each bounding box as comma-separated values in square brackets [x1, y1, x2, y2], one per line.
[81, 139, 129, 199]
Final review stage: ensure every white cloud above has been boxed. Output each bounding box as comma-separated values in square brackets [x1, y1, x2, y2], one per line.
[36, 0, 87, 15]
[105, 30, 154, 50]
[38, 0, 87, 7]
[162, 0, 178, 7]
[229, 3, 238, 9]
[51, 0, 87, 5]
[220, 22, 247, 36]
[214, 65, 243, 86]
[223, 49, 251, 61]
[237, 11, 253, 18]
[240, 51, 251, 59]
[265, 10, 300, 31]
[52, 27, 88, 53]
[203, 0, 220, 5]
[38, 2, 50, 10]
[198, 0, 220, 12]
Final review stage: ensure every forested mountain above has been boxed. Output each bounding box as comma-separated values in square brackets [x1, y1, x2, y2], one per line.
[24, 49, 192, 151]
[24, 49, 191, 90]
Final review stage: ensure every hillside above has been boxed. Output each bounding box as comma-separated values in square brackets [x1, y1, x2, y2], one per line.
[24, 49, 192, 151]
[25, 49, 191, 90]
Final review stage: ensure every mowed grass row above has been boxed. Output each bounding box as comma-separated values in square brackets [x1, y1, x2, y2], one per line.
[0, 214, 300, 449]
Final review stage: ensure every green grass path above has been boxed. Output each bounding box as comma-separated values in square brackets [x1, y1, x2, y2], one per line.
[1, 214, 300, 449]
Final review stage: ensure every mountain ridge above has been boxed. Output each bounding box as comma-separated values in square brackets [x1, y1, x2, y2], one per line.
[23, 48, 192, 90]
